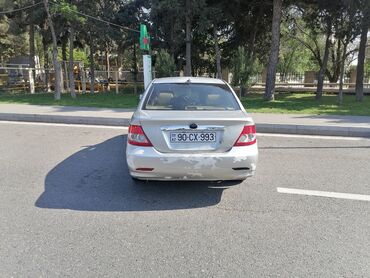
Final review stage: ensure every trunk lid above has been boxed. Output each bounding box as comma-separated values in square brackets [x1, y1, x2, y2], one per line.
[138, 110, 253, 153]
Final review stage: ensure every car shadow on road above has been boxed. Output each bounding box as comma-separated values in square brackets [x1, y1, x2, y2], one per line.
[35, 135, 240, 211]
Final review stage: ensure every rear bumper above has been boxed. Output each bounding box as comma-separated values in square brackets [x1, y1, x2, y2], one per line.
[126, 143, 258, 181]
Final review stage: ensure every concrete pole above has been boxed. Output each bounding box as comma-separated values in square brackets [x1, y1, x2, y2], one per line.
[143, 55, 152, 89]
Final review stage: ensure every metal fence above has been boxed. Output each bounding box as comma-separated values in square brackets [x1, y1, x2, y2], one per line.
[251, 71, 370, 90]
[1, 65, 370, 93]
[0, 64, 187, 93]
[0, 65, 149, 94]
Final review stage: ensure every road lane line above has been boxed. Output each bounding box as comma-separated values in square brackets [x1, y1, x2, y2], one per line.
[258, 133, 366, 141]
[277, 187, 370, 201]
[0, 120, 128, 130]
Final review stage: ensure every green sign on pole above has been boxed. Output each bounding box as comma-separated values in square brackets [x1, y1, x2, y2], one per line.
[140, 24, 150, 51]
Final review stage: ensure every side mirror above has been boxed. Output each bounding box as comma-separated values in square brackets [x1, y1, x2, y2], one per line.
[139, 94, 143, 100]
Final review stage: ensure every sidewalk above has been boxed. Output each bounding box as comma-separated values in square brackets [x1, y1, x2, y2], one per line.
[1, 103, 370, 137]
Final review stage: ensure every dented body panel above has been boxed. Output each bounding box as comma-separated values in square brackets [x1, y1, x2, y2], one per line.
[126, 143, 258, 180]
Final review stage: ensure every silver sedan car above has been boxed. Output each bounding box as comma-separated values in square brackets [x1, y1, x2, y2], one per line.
[126, 77, 258, 181]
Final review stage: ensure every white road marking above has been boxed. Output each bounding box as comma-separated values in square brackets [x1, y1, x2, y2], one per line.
[0, 120, 128, 130]
[258, 133, 366, 141]
[277, 187, 370, 201]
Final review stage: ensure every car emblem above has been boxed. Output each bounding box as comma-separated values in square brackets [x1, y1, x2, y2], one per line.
[189, 123, 198, 129]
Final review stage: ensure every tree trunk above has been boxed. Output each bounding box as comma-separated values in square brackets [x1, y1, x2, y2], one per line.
[68, 27, 76, 98]
[61, 39, 67, 62]
[89, 34, 95, 95]
[316, 22, 331, 100]
[355, 16, 369, 102]
[61, 37, 68, 92]
[43, 38, 51, 92]
[29, 8, 36, 86]
[213, 25, 222, 79]
[264, 0, 282, 101]
[184, 0, 192, 76]
[333, 39, 342, 82]
[106, 48, 110, 78]
[338, 43, 347, 106]
[177, 58, 183, 77]
[240, 85, 247, 97]
[106, 48, 110, 91]
[43, 0, 62, 100]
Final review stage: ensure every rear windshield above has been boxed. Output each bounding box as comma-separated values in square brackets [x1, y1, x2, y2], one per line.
[143, 83, 240, 111]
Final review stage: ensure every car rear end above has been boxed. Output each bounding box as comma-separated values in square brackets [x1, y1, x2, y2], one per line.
[126, 77, 258, 181]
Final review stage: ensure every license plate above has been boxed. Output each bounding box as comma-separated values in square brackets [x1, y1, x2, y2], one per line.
[170, 132, 216, 143]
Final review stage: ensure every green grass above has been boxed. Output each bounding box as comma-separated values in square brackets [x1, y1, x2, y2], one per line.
[0, 91, 140, 109]
[241, 93, 370, 116]
[0, 91, 369, 116]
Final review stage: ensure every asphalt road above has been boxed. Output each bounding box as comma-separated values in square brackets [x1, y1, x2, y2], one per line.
[1, 121, 370, 277]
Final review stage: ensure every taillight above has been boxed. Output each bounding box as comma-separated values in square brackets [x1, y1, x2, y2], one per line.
[128, 125, 152, 146]
[234, 125, 257, 146]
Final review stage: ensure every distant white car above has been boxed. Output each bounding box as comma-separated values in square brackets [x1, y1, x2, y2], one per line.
[126, 77, 258, 181]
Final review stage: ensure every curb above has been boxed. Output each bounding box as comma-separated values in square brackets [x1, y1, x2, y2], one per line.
[0, 113, 130, 126]
[1, 113, 370, 138]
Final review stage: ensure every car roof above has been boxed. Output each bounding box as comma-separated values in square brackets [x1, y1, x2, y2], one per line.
[152, 77, 225, 85]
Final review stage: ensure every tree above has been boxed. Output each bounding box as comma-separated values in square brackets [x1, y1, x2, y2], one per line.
[316, 16, 332, 100]
[0, 1, 31, 65]
[297, 1, 337, 100]
[40, 26, 51, 92]
[264, 0, 283, 101]
[155, 49, 175, 77]
[29, 0, 36, 88]
[150, 0, 184, 64]
[231, 46, 261, 96]
[151, 0, 227, 76]
[68, 26, 75, 97]
[203, 1, 225, 78]
[34, 8, 51, 92]
[56, 0, 86, 98]
[5, 0, 370, 103]
[335, 1, 363, 105]
[213, 25, 222, 78]
[43, 0, 62, 100]
[184, 0, 192, 76]
[220, 0, 272, 65]
[0, 15, 14, 63]
[278, 15, 318, 81]
[115, 0, 149, 94]
[294, 1, 362, 99]
[355, 0, 370, 102]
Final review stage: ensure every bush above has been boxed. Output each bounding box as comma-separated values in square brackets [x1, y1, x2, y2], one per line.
[231, 46, 262, 96]
[155, 50, 176, 78]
